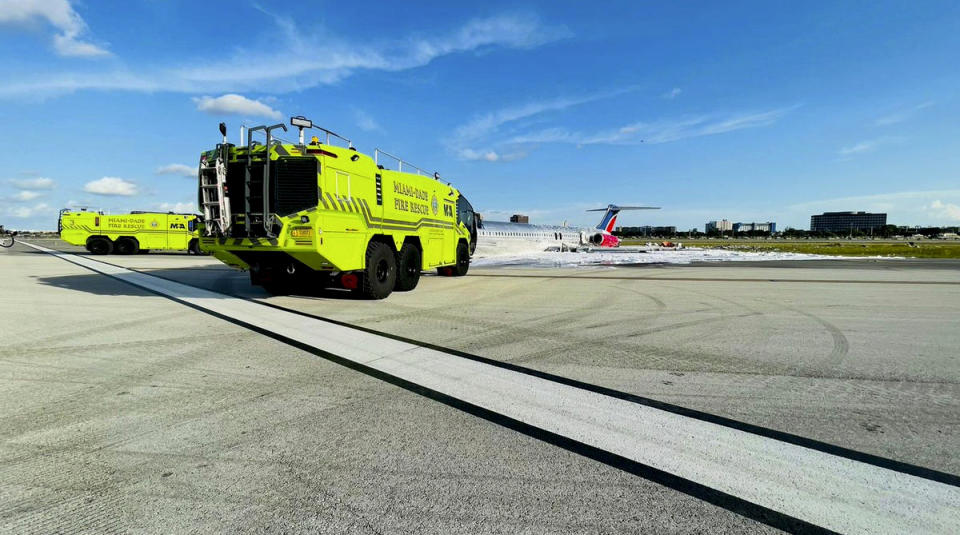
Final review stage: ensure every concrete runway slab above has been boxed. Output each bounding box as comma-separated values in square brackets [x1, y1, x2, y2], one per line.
[3, 240, 960, 532]
[1, 243, 779, 533]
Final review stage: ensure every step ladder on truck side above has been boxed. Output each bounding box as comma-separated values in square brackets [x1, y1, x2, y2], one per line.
[199, 122, 232, 236]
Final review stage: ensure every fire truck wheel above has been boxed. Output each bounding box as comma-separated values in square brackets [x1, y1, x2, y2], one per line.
[452, 241, 470, 276]
[361, 241, 396, 299]
[188, 239, 201, 255]
[395, 243, 421, 292]
[262, 282, 292, 296]
[114, 238, 139, 255]
[86, 237, 112, 255]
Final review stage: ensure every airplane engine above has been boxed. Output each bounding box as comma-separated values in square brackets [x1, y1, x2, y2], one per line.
[586, 232, 604, 245]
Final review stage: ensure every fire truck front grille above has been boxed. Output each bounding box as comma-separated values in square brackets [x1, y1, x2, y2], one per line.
[272, 157, 318, 216]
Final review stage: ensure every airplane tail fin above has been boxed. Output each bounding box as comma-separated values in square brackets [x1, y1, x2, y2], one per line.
[586, 204, 660, 232]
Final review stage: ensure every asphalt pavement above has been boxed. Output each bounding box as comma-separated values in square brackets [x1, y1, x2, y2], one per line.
[2, 240, 959, 533]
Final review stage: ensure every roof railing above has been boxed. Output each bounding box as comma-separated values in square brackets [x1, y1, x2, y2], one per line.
[374, 148, 439, 180]
[315, 127, 353, 149]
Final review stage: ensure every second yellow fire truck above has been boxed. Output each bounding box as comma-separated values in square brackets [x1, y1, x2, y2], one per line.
[197, 117, 478, 299]
[59, 209, 201, 254]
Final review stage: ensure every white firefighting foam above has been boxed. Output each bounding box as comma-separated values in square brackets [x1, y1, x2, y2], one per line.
[471, 247, 856, 267]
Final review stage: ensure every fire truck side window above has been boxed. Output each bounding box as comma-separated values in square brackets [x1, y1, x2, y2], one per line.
[457, 196, 475, 227]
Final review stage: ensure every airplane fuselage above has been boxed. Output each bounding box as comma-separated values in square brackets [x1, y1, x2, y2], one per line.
[472, 204, 658, 258]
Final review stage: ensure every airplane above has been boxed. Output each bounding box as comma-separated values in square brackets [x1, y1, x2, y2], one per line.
[473, 204, 660, 257]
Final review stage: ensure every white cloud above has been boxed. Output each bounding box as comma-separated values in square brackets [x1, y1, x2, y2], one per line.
[459, 149, 499, 162]
[193, 94, 282, 119]
[592, 107, 795, 145]
[155, 163, 196, 177]
[788, 189, 960, 211]
[454, 88, 633, 144]
[12, 190, 42, 201]
[838, 141, 876, 155]
[451, 87, 795, 162]
[0, 0, 109, 57]
[8, 177, 55, 189]
[837, 136, 902, 156]
[874, 101, 934, 126]
[450, 87, 639, 161]
[0, 13, 565, 98]
[2, 202, 52, 218]
[157, 201, 196, 213]
[783, 189, 960, 227]
[83, 177, 138, 196]
[663, 87, 682, 99]
[497, 107, 795, 150]
[355, 110, 381, 132]
[928, 200, 960, 222]
[458, 148, 527, 162]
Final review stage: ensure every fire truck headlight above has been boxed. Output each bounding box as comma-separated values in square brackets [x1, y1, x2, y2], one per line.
[300, 215, 309, 223]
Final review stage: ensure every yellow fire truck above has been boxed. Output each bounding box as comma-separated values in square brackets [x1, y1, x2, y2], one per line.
[58, 209, 201, 254]
[197, 117, 478, 299]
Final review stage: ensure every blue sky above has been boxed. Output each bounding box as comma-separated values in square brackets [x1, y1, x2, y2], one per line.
[1, 0, 958, 231]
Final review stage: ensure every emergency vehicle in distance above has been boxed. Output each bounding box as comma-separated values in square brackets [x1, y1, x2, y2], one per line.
[197, 117, 478, 299]
[58, 208, 202, 254]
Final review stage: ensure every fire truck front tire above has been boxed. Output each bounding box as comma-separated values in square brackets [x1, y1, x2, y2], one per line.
[395, 243, 421, 292]
[86, 237, 112, 255]
[114, 237, 139, 255]
[453, 241, 470, 276]
[188, 239, 203, 255]
[361, 241, 396, 299]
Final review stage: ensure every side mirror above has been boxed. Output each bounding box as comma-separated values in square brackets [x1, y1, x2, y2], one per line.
[219, 122, 227, 137]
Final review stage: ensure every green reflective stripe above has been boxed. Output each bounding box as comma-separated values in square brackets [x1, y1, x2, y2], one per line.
[325, 193, 340, 211]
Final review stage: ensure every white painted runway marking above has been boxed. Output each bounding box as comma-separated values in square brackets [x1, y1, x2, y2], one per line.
[22, 242, 960, 534]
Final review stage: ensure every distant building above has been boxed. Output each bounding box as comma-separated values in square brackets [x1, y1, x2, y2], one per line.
[705, 219, 733, 233]
[733, 222, 777, 233]
[617, 225, 677, 236]
[509, 214, 529, 224]
[810, 211, 887, 232]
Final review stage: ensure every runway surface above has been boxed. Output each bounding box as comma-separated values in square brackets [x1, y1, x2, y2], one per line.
[3, 240, 959, 533]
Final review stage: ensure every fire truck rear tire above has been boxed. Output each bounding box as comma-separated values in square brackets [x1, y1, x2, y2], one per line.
[395, 243, 421, 292]
[361, 241, 396, 299]
[87, 237, 112, 255]
[262, 282, 291, 296]
[250, 268, 290, 296]
[114, 237, 139, 255]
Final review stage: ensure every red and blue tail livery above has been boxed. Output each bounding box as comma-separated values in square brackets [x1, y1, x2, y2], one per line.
[584, 205, 661, 248]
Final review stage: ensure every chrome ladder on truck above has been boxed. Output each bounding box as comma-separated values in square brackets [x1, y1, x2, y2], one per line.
[199, 145, 231, 237]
